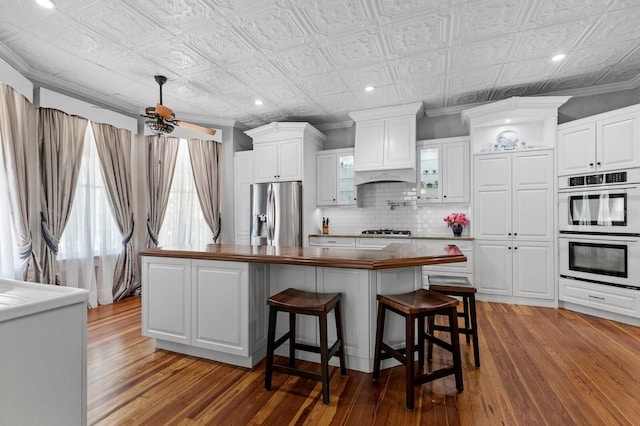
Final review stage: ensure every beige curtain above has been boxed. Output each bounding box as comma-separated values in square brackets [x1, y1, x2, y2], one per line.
[146, 135, 179, 248]
[187, 139, 221, 242]
[0, 84, 40, 281]
[92, 123, 137, 300]
[39, 108, 88, 285]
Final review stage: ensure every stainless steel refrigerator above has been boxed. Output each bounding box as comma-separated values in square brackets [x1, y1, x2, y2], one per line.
[250, 181, 302, 247]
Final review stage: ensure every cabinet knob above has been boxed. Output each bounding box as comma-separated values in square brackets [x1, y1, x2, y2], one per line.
[508, 232, 512, 236]
[508, 246, 512, 250]
[417, 196, 421, 199]
[589, 163, 594, 167]
[332, 198, 336, 201]
[443, 195, 447, 198]
[597, 162, 601, 166]
[353, 197, 357, 201]
[514, 246, 518, 250]
[514, 233, 517, 236]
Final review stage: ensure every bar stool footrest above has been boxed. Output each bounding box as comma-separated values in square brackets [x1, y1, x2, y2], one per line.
[272, 364, 322, 382]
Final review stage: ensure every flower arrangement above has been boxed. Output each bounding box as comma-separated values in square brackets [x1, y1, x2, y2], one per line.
[443, 212, 469, 227]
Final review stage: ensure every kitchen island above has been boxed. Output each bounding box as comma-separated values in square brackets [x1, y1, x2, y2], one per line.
[140, 243, 465, 373]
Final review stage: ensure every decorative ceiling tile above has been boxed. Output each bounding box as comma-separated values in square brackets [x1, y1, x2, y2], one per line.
[297, 0, 372, 35]
[581, 6, 640, 46]
[228, 59, 287, 86]
[541, 71, 606, 93]
[139, 43, 213, 75]
[338, 64, 395, 91]
[275, 43, 332, 77]
[390, 52, 447, 80]
[446, 65, 502, 93]
[511, 20, 590, 60]
[184, 25, 256, 65]
[448, 36, 515, 72]
[324, 31, 386, 67]
[453, 0, 528, 42]
[295, 72, 350, 96]
[256, 83, 306, 103]
[399, 78, 446, 101]
[189, 68, 246, 94]
[353, 85, 401, 107]
[238, 6, 311, 52]
[313, 92, 361, 112]
[374, 0, 446, 22]
[524, 0, 612, 27]
[597, 64, 640, 85]
[127, 0, 213, 29]
[491, 83, 545, 100]
[383, 14, 448, 56]
[555, 40, 638, 77]
[499, 58, 560, 86]
[447, 89, 492, 106]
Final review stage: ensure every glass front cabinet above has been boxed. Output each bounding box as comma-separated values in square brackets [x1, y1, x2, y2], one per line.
[317, 148, 356, 206]
[417, 137, 470, 204]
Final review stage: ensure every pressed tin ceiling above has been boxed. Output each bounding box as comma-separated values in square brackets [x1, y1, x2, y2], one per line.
[0, 0, 639, 129]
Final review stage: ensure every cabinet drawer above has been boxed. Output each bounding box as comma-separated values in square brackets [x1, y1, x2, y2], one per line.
[356, 237, 411, 250]
[559, 278, 639, 318]
[309, 236, 355, 247]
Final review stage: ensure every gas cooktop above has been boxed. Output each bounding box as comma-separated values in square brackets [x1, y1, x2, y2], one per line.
[361, 229, 411, 236]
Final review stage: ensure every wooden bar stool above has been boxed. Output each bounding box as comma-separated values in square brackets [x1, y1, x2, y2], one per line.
[373, 289, 463, 410]
[427, 275, 480, 367]
[265, 288, 346, 405]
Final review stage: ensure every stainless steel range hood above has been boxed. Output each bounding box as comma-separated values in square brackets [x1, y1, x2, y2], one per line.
[354, 168, 417, 185]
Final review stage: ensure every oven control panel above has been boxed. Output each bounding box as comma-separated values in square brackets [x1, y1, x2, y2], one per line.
[568, 171, 627, 187]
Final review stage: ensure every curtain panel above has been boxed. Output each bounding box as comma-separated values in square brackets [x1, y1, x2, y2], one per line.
[92, 122, 138, 301]
[187, 139, 221, 242]
[0, 84, 40, 281]
[146, 135, 179, 248]
[39, 108, 88, 285]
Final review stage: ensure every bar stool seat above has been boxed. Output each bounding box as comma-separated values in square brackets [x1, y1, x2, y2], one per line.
[373, 289, 463, 410]
[427, 275, 480, 367]
[265, 288, 346, 405]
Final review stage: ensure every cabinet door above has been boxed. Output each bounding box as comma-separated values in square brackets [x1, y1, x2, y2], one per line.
[277, 138, 302, 181]
[249, 263, 269, 353]
[254, 142, 278, 183]
[354, 120, 384, 171]
[512, 151, 554, 241]
[316, 153, 337, 206]
[384, 116, 415, 169]
[318, 268, 371, 359]
[474, 240, 512, 296]
[417, 144, 442, 202]
[512, 241, 554, 299]
[234, 152, 253, 241]
[442, 141, 469, 203]
[597, 112, 640, 172]
[269, 265, 317, 347]
[141, 256, 192, 344]
[474, 154, 511, 239]
[191, 260, 249, 356]
[336, 153, 355, 204]
[557, 123, 596, 176]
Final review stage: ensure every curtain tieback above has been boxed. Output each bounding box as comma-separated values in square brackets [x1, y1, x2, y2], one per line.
[18, 234, 33, 260]
[146, 216, 159, 246]
[40, 212, 59, 255]
[122, 214, 134, 246]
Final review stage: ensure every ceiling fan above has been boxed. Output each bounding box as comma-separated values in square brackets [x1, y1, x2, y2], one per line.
[142, 75, 216, 136]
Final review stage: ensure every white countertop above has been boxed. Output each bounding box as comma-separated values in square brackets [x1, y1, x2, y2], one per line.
[0, 278, 89, 322]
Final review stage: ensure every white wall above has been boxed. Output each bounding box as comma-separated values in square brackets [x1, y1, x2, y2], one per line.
[0, 57, 32, 101]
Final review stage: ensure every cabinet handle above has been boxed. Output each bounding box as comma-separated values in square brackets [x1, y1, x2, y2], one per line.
[514, 247, 518, 250]
[588, 295, 605, 301]
[417, 196, 421, 199]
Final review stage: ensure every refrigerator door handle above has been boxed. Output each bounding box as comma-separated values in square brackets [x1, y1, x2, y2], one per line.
[267, 183, 275, 243]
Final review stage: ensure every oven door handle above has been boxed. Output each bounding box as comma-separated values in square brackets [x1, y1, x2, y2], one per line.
[558, 185, 637, 193]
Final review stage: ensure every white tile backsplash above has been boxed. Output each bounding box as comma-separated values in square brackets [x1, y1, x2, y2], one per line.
[319, 182, 471, 236]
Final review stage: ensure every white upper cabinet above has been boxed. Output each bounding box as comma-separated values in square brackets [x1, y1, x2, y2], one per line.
[253, 138, 302, 183]
[417, 137, 469, 204]
[558, 106, 640, 176]
[349, 102, 423, 175]
[316, 148, 355, 206]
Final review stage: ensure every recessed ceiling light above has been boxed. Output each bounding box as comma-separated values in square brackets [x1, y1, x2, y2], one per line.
[365, 86, 374, 92]
[254, 99, 263, 106]
[505, 119, 511, 124]
[552, 54, 566, 62]
[36, 0, 55, 9]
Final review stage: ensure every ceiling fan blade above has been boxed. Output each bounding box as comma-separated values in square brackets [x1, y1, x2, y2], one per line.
[176, 120, 216, 136]
[155, 103, 174, 119]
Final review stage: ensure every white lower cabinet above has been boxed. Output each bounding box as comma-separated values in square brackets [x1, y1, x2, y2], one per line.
[474, 240, 554, 300]
[559, 278, 640, 318]
[142, 256, 268, 367]
[413, 239, 474, 287]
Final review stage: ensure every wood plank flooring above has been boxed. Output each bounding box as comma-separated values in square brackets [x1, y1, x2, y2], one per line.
[87, 297, 640, 425]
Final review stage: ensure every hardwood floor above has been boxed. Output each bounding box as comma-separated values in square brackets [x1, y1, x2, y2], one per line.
[87, 297, 640, 425]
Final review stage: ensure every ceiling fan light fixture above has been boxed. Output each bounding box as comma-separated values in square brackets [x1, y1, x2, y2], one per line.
[145, 120, 174, 135]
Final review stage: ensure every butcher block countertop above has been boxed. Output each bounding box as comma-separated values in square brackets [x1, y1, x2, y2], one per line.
[309, 233, 474, 241]
[139, 243, 466, 270]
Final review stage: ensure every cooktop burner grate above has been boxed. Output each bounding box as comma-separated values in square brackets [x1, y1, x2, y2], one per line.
[361, 229, 411, 235]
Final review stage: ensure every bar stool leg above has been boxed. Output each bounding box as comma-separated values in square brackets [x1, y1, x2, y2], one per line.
[289, 312, 296, 367]
[405, 313, 416, 411]
[372, 303, 386, 381]
[334, 300, 347, 376]
[448, 307, 464, 392]
[319, 311, 330, 405]
[469, 293, 480, 367]
[462, 296, 471, 344]
[427, 314, 435, 361]
[418, 315, 425, 367]
[265, 306, 278, 390]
